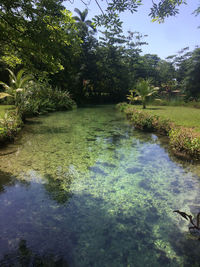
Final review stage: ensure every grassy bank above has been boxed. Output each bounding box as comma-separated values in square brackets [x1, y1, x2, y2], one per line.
[132, 105, 200, 132]
[117, 103, 200, 160]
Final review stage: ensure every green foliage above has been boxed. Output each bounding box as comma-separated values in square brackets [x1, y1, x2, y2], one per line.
[0, 110, 23, 143]
[132, 79, 158, 109]
[169, 127, 200, 159]
[0, 69, 33, 101]
[150, 0, 187, 22]
[116, 102, 129, 111]
[16, 81, 76, 119]
[118, 103, 200, 159]
[123, 106, 173, 134]
[0, 1, 80, 74]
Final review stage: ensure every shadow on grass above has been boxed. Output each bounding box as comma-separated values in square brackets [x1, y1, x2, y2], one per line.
[146, 107, 165, 110]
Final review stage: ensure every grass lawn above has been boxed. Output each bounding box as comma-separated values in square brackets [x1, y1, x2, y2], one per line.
[0, 105, 15, 119]
[134, 105, 200, 132]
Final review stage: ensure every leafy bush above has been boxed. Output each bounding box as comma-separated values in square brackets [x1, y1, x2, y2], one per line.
[116, 102, 128, 112]
[0, 110, 23, 143]
[169, 127, 200, 159]
[122, 106, 173, 134]
[16, 82, 76, 119]
[117, 103, 200, 160]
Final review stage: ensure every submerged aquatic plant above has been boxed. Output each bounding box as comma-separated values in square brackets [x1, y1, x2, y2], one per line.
[174, 210, 200, 239]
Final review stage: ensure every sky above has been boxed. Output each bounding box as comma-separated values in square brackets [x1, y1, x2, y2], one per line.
[64, 0, 200, 59]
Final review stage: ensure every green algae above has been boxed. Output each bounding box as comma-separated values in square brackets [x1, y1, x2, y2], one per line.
[0, 106, 200, 266]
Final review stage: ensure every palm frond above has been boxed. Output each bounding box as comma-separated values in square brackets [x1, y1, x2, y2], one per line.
[19, 75, 33, 88]
[7, 68, 16, 86]
[73, 16, 81, 22]
[16, 69, 25, 86]
[0, 81, 11, 91]
[0, 92, 12, 99]
[85, 20, 97, 31]
[74, 8, 83, 19]
[81, 9, 88, 21]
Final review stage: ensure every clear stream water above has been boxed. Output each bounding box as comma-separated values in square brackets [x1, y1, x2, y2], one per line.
[0, 105, 200, 266]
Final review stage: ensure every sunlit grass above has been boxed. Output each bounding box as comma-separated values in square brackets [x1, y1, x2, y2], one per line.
[0, 105, 15, 118]
[134, 105, 200, 132]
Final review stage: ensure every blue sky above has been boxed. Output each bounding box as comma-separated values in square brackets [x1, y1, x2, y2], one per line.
[64, 0, 200, 59]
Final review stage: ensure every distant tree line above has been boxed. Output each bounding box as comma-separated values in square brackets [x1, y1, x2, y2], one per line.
[0, 0, 199, 105]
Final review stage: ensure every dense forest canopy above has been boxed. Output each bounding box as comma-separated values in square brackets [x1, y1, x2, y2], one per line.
[0, 0, 199, 104]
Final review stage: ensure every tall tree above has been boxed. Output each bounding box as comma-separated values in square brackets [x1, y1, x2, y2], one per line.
[0, 0, 80, 74]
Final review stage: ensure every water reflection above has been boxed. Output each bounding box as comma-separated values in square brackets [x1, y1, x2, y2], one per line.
[0, 106, 200, 266]
[44, 173, 72, 204]
[0, 239, 69, 267]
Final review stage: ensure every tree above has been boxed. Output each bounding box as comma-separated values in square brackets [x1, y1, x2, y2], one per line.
[0, 1, 80, 74]
[183, 48, 200, 99]
[73, 8, 96, 35]
[0, 69, 33, 100]
[71, 0, 197, 28]
[131, 79, 158, 109]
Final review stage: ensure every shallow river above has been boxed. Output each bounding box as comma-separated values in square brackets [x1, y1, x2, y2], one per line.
[0, 105, 200, 266]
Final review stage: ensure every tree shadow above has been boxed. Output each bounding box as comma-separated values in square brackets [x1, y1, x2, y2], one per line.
[146, 107, 165, 110]
[0, 176, 200, 266]
[0, 170, 16, 193]
[0, 239, 69, 267]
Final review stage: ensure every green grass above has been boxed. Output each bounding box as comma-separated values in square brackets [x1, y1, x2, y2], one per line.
[0, 105, 15, 118]
[133, 105, 200, 132]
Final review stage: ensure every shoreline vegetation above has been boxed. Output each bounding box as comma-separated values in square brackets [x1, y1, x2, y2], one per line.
[0, 89, 76, 146]
[0, 103, 76, 146]
[0, 107, 23, 145]
[117, 102, 200, 161]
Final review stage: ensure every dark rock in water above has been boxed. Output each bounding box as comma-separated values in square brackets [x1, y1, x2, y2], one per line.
[157, 251, 171, 265]
[88, 166, 108, 176]
[138, 180, 152, 190]
[154, 192, 166, 200]
[172, 188, 180, 194]
[94, 128, 104, 132]
[138, 156, 152, 163]
[96, 161, 116, 168]
[86, 138, 96, 142]
[107, 147, 115, 151]
[170, 180, 179, 187]
[146, 207, 160, 222]
[126, 167, 142, 174]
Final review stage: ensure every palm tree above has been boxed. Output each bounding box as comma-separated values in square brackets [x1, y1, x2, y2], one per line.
[132, 79, 158, 109]
[73, 8, 96, 33]
[0, 69, 33, 100]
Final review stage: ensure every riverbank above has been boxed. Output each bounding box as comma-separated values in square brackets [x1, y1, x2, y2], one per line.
[0, 107, 23, 145]
[117, 103, 200, 160]
[0, 100, 76, 146]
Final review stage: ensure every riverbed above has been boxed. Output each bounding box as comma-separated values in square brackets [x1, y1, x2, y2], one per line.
[0, 105, 200, 266]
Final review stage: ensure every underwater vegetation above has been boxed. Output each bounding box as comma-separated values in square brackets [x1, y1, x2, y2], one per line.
[0, 106, 200, 266]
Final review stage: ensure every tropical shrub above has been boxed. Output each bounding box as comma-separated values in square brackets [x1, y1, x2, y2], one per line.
[169, 127, 200, 159]
[117, 103, 200, 159]
[0, 110, 23, 143]
[122, 106, 173, 134]
[116, 102, 128, 112]
[0, 69, 33, 103]
[16, 81, 76, 119]
[129, 79, 159, 109]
